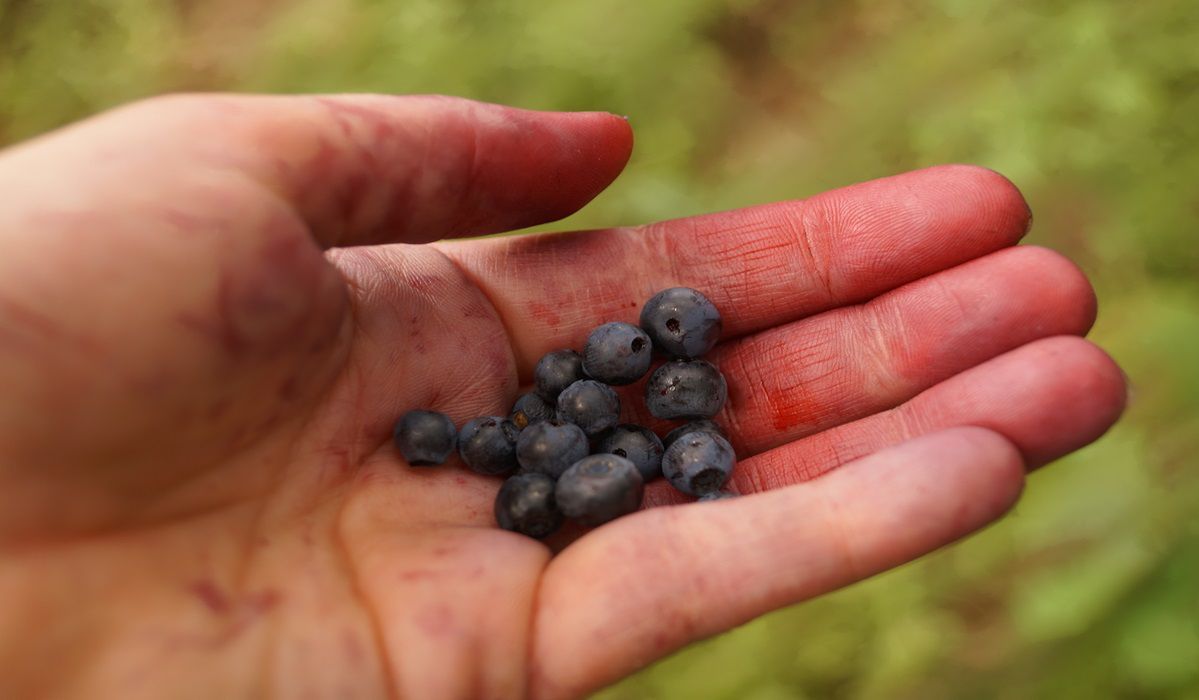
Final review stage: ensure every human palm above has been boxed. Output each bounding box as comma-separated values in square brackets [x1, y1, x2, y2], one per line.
[0, 95, 1125, 699]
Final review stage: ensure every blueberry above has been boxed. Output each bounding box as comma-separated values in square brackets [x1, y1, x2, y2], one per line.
[556, 379, 621, 437]
[663, 419, 728, 450]
[582, 322, 653, 385]
[645, 359, 727, 420]
[640, 287, 722, 359]
[697, 490, 737, 502]
[534, 349, 586, 401]
[509, 392, 555, 430]
[595, 424, 664, 482]
[661, 431, 736, 496]
[458, 417, 520, 476]
[555, 454, 644, 527]
[516, 419, 590, 479]
[495, 473, 563, 539]
[393, 410, 457, 466]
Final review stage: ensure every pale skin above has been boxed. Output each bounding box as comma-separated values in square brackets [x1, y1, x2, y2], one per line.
[0, 94, 1126, 699]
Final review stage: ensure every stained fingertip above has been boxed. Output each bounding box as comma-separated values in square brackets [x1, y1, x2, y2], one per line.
[1018, 337, 1127, 468]
[931, 164, 1033, 240]
[507, 109, 634, 229]
[1004, 246, 1098, 335]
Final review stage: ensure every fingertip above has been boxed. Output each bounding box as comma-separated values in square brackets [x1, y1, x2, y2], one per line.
[959, 335, 1128, 469]
[484, 107, 634, 231]
[1033, 337, 1129, 463]
[940, 426, 1026, 500]
[883, 426, 1026, 516]
[1001, 246, 1099, 335]
[564, 109, 635, 190]
[923, 164, 1033, 242]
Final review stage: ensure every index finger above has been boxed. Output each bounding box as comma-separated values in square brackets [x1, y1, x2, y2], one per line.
[439, 164, 1031, 374]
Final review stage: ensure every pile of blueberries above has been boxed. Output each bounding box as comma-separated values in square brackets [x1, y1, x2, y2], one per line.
[393, 287, 735, 539]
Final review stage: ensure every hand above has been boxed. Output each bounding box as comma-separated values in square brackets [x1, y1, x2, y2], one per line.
[0, 95, 1125, 699]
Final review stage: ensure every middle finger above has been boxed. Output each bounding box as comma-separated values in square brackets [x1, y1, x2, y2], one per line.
[619, 244, 1095, 457]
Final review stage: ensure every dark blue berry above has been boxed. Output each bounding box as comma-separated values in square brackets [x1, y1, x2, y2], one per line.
[516, 419, 590, 479]
[661, 431, 735, 496]
[697, 490, 737, 502]
[556, 379, 621, 437]
[640, 287, 722, 359]
[393, 410, 457, 466]
[555, 454, 644, 527]
[645, 359, 728, 420]
[595, 424, 664, 482]
[663, 419, 728, 450]
[458, 417, 520, 476]
[509, 392, 555, 430]
[495, 473, 564, 539]
[582, 322, 653, 385]
[534, 349, 586, 401]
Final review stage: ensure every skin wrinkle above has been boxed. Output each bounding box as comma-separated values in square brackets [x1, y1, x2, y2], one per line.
[657, 214, 800, 331]
[453, 109, 485, 236]
[430, 244, 529, 381]
[333, 505, 399, 700]
[853, 298, 914, 399]
[790, 199, 839, 302]
[713, 232, 790, 318]
[573, 511, 699, 645]
[814, 474, 867, 583]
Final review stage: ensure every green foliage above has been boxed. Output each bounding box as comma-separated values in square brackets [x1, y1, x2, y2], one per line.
[3, 0, 1197, 697]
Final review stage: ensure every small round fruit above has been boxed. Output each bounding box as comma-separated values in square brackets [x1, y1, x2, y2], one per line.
[663, 419, 728, 450]
[640, 287, 722, 359]
[495, 473, 564, 539]
[645, 359, 728, 419]
[516, 419, 590, 479]
[556, 379, 621, 437]
[697, 490, 737, 502]
[534, 349, 586, 401]
[458, 417, 520, 476]
[555, 454, 644, 527]
[393, 410, 457, 466]
[509, 392, 555, 430]
[661, 431, 736, 496]
[595, 424, 664, 482]
[582, 322, 653, 385]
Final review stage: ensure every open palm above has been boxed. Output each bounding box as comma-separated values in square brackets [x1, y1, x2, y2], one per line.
[0, 95, 1125, 699]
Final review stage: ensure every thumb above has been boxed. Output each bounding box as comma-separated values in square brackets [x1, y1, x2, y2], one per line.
[0, 93, 634, 247]
[0, 94, 631, 502]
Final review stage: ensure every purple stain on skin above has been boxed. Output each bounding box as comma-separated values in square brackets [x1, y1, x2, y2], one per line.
[278, 373, 302, 401]
[397, 570, 439, 582]
[176, 216, 329, 361]
[204, 397, 232, 422]
[245, 590, 281, 615]
[414, 604, 455, 638]
[188, 580, 281, 618]
[529, 302, 561, 328]
[342, 629, 366, 665]
[189, 580, 232, 615]
[0, 295, 103, 354]
[462, 300, 491, 320]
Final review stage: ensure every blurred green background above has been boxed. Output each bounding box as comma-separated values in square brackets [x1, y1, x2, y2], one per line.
[2, 0, 1197, 697]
